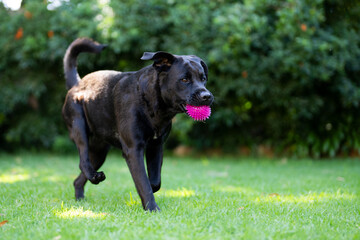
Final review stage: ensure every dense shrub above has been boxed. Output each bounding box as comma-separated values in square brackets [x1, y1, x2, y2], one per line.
[206, 0, 360, 157]
[0, 0, 103, 151]
[0, 0, 359, 157]
[200, 0, 360, 157]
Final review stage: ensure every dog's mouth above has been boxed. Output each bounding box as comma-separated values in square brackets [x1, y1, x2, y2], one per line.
[180, 104, 187, 113]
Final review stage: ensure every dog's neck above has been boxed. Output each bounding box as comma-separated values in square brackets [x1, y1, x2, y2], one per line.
[138, 67, 176, 138]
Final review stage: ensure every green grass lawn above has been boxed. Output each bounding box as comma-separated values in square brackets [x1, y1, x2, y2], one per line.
[0, 153, 359, 239]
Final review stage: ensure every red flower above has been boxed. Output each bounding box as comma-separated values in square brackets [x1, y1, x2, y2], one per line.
[300, 24, 307, 32]
[47, 30, 54, 38]
[15, 27, 23, 40]
[242, 70, 248, 79]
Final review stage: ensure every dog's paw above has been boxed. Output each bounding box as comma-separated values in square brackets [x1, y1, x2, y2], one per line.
[75, 189, 85, 200]
[145, 201, 160, 212]
[75, 195, 85, 201]
[89, 171, 106, 184]
[151, 183, 161, 193]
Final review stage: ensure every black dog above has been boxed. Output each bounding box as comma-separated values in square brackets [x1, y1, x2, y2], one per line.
[62, 38, 214, 211]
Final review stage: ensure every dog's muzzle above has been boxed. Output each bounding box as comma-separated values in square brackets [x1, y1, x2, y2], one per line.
[190, 90, 214, 106]
[179, 90, 214, 114]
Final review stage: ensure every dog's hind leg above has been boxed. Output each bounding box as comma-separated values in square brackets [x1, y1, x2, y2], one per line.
[74, 172, 87, 200]
[74, 139, 110, 200]
[66, 102, 106, 186]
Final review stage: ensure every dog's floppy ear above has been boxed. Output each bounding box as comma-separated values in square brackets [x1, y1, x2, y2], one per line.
[141, 51, 175, 72]
[200, 60, 209, 78]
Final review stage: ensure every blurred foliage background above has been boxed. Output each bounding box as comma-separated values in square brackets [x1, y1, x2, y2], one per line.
[0, 0, 360, 157]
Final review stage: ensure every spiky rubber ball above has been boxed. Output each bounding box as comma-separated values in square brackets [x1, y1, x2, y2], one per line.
[185, 105, 211, 121]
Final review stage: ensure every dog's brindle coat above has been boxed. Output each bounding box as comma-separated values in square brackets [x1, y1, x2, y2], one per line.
[62, 38, 214, 211]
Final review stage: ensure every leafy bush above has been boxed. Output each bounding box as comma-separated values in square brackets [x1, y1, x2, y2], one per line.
[1, 0, 359, 157]
[204, 0, 360, 157]
[0, 0, 102, 151]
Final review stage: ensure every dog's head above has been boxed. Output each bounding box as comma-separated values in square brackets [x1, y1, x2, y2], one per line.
[141, 52, 214, 113]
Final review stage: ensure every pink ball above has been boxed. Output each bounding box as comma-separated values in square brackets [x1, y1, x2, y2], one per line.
[185, 105, 211, 121]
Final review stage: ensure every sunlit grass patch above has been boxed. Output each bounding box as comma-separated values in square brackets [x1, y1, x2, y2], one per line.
[161, 188, 196, 198]
[40, 175, 65, 182]
[257, 191, 357, 204]
[0, 168, 30, 183]
[0, 173, 30, 183]
[213, 185, 257, 194]
[55, 206, 108, 219]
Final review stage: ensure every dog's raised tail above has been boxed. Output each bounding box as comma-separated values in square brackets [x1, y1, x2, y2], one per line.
[63, 38, 107, 90]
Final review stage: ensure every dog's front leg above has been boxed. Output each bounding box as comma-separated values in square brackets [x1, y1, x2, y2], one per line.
[146, 138, 164, 193]
[124, 146, 160, 212]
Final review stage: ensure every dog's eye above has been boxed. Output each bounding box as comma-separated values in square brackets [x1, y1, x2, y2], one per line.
[201, 77, 207, 82]
[181, 78, 190, 83]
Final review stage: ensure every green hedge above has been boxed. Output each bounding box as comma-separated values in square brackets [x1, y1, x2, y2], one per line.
[1, 0, 359, 157]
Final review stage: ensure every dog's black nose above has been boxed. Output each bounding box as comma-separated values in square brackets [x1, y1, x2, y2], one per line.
[200, 91, 212, 101]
